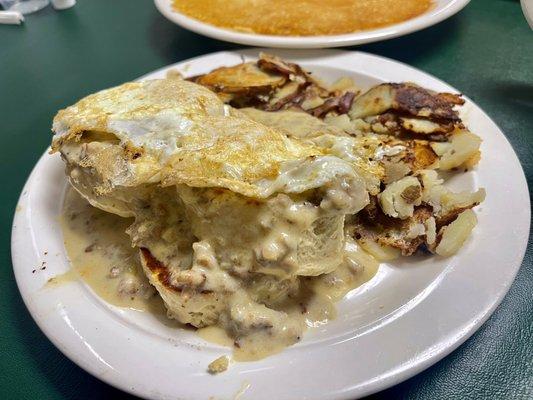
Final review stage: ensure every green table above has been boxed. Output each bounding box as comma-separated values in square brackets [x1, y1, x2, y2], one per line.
[1, 0, 531, 398]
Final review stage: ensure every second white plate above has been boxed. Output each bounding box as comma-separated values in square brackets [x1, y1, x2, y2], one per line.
[154, 0, 471, 48]
[12, 49, 530, 400]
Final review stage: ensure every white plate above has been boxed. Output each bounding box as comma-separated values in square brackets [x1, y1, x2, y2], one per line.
[522, 0, 533, 29]
[154, 0, 471, 48]
[12, 49, 530, 400]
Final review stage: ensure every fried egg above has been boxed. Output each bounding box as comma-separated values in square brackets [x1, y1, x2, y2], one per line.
[52, 78, 372, 200]
[52, 77, 372, 332]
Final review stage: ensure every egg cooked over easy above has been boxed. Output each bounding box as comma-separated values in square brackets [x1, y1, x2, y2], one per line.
[53, 55, 485, 362]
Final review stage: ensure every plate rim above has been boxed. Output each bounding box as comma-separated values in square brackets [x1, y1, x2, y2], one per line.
[153, 0, 472, 48]
[11, 49, 531, 400]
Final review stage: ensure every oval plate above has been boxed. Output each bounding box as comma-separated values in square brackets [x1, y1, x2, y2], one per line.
[154, 0, 471, 48]
[12, 49, 530, 400]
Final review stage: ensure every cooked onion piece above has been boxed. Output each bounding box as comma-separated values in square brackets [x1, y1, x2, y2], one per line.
[357, 238, 401, 261]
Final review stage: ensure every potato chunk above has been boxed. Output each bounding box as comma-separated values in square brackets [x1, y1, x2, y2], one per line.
[378, 176, 422, 219]
[436, 209, 477, 257]
[436, 131, 482, 170]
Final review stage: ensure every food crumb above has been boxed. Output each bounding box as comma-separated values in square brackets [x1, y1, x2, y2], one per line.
[166, 69, 184, 79]
[207, 355, 229, 374]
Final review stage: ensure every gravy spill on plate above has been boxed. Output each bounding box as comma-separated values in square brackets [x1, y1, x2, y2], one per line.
[58, 188, 165, 314]
[172, 0, 432, 36]
[59, 188, 378, 361]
